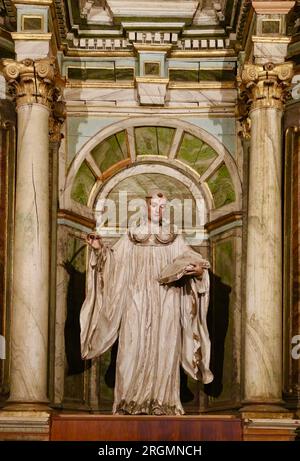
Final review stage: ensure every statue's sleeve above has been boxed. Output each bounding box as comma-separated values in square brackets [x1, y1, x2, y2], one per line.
[180, 272, 213, 384]
[175, 236, 213, 384]
[80, 236, 129, 359]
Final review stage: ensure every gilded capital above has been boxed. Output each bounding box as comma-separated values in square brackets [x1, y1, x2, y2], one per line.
[0, 58, 59, 109]
[238, 62, 294, 112]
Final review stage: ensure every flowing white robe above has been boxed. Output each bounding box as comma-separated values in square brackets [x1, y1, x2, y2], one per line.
[80, 230, 213, 415]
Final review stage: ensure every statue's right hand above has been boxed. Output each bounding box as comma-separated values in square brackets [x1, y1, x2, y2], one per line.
[87, 233, 102, 250]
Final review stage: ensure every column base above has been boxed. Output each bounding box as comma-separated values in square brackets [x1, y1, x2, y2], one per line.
[283, 388, 300, 417]
[0, 402, 52, 441]
[240, 401, 293, 419]
[243, 418, 300, 441]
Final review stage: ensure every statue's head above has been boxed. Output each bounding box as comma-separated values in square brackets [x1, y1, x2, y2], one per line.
[146, 191, 167, 224]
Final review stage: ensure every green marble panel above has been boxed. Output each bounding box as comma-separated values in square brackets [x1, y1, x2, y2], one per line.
[211, 239, 235, 404]
[215, 240, 234, 287]
[199, 69, 235, 81]
[91, 131, 128, 172]
[144, 62, 160, 76]
[207, 163, 236, 208]
[135, 127, 175, 156]
[177, 132, 218, 175]
[86, 67, 115, 81]
[262, 20, 280, 34]
[135, 127, 157, 155]
[68, 67, 84, 80]
[71, 161, 96, 205]
[169, 69, 199, 82]
[115, 130, 128, 156]
[68, 66, 134, 81]
[115, 67, 135, 80]
[67, 237, 87, 273]
[158, 127, 175, 156]
[63, 237, 87, 405]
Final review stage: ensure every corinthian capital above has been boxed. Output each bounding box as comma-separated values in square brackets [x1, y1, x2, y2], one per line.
[0, 58, 60, 109]
[238, 62, 294, 112]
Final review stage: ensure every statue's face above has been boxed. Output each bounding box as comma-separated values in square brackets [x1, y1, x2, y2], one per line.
[147, 194, 167, 224]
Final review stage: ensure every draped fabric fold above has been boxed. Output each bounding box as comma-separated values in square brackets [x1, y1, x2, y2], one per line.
[80, 230, 213, 415]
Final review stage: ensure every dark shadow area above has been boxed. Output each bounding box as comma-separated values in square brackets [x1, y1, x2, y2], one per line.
[204, 270, 231, 398]
[180, 367, 195, 403]
[104, 340, 118, 388]
[63, 254, 91, 375]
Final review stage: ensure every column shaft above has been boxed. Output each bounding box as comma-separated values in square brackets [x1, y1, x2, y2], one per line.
[244, 107, 283, 403]
[239, 62, 293, 412]
[10, 104, 50, 402]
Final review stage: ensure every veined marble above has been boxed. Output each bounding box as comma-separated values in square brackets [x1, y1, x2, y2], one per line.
[9, 104, 50, 402]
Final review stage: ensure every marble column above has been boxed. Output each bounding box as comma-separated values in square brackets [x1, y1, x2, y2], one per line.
[240, 62, 294, 413]
[0, 58, 58, 403]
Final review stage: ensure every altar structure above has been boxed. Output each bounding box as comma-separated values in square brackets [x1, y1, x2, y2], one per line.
[0, 0, 300, 441]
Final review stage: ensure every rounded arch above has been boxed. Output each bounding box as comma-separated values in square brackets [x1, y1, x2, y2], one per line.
[62, 117, 242, 219]
[90, 158, 213, 212]
[93, 164, 209, 241]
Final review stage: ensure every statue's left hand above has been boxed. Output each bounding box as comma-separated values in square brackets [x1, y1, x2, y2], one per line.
[184, 263, 204, 278]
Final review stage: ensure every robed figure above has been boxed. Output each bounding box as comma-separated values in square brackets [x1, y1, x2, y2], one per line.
[80, 192, 213, 415]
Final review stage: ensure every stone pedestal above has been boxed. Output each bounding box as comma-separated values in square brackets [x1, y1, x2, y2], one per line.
[0, 408, 50, 441]
[243, 418, 300, 441]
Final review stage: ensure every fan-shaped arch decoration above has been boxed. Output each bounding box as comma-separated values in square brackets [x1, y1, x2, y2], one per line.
[62, 118, 241, 226]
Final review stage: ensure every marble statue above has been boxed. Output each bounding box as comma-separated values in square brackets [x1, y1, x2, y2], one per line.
[80, 192, 213, 415]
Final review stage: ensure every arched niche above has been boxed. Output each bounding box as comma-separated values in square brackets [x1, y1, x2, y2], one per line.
[61, 118, 242, 224]
[54, 118, 243, 414]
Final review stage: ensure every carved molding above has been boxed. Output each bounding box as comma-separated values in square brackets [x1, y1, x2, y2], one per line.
[252, 1, 295, 15]
[238, 62, 294, 113]
[57, 209, 96, 230]
[236, 0, 252, 43]
[49, 99, 66, 144]
[205, 212, 243, 233]
[0, 57, 60, 109]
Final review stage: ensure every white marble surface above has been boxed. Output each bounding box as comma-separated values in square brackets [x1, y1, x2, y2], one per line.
[64, 88, 136, 105]
[167, 89, 236, 106]
[9, 104, 50, 402]
[254, 42, 289, 65]
[63, 86, 236, 110]
[136, 81, 168, 105]
[0, 411, 50, 440]
[15, 40, 50, 61]
[244, 107, 283, 402]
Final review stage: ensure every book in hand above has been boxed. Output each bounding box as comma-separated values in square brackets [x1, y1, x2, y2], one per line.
[158, 250, 210, 285]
